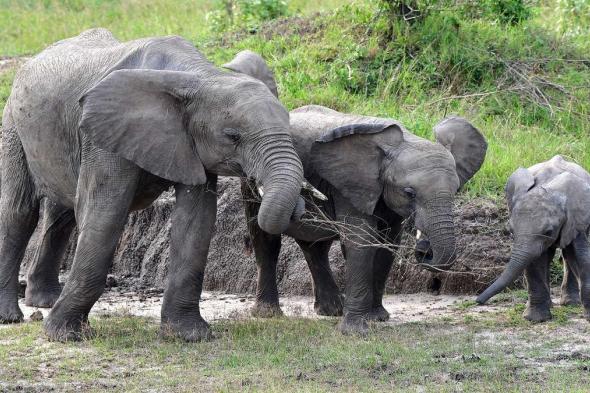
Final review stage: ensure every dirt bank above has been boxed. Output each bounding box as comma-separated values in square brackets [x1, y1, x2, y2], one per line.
[19, 178, 511, 297]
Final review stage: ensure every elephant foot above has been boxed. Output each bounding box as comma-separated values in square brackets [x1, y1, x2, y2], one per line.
[338, 315, 369, 337]
[367, 305, 390, 322]
[314, 293, 343, 317]
[523, 304, 552, 323]
[43, 312, 94, 342]
[25, 285, 62, 308]
[160, 316, 212, 342]
[0, 297, 23, 324]
[560, 292, 581, 306]
[251, 301, 283, 318]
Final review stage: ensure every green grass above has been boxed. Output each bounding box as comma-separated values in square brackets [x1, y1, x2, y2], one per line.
[1, 314, 589, 392]
[1, 0, 589, 197]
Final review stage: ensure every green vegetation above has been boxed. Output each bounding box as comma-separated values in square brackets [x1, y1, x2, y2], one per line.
[1, 0, 588, 197]
[1, 313, 590, 392]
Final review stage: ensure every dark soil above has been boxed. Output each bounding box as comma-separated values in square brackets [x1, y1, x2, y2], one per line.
[20, 178, 511, 296]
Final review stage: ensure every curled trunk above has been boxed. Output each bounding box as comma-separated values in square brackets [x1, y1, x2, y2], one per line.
[420, 194, 457, 271]
[476, 247, 532, 304]
[253, 134, 304, 235]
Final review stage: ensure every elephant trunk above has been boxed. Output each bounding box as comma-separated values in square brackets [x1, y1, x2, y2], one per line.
[476, 247, 531, 304]
[420, 194, 457, 271]
[254, 134, 304, 235]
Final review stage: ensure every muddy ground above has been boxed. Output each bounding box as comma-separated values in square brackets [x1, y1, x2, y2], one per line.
[19, 178, 511, 298]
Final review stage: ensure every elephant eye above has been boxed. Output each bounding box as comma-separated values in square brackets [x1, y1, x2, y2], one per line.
[542, 229, 553, 238]
[223, 128, 241, 143]
[404, 187, 416, 199]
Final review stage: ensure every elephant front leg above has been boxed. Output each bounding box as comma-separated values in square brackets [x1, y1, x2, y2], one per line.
[368, 247, 394, 322]
[339, 242, 376, 335]
[160, 177, 217, 342]
[43, 160, 139, 341]
[25, 200, 75, 308]
[297, 239, 343, 317]
[523, 249, 554, 322]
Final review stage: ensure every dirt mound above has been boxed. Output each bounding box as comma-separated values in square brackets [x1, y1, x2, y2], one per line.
[19, 179, 511, 296]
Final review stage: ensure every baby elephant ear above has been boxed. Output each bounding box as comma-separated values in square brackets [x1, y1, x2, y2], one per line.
[79, 69, 206, 186]
[551, 173, 590, 248]
[505, 167, 535, 211]
[434, 117, 487, 188]
[310, 122, 403, 215]
[223, 50, 279, 98]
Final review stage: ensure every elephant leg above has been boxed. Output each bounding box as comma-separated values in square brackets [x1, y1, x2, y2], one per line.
[368, 247, 394, 322]
[43, 158, 139, 342]
[160, 177, 217, 342]
[562, 236, 590, 320]
[241, 179, 283, 318]
[25, 200, 75, 308]
[560, 252, 581, 306]
[0, 130, 40, 323]
[369, 209, 402, 322]
[296, 239, 342, 317]
[523, 249, 554, 322]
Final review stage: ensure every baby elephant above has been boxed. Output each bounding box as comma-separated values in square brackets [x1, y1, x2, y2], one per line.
[477, 155, 590, 322]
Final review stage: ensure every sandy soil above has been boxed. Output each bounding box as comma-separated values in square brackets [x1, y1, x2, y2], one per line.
[15, 290, 494, 324]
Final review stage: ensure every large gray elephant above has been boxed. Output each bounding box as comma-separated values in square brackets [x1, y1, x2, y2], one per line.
[22, 50, 291, 310]
[0, 29, 304, 342]
[225, 52, 487, 334]
[476, 155, 590, 322]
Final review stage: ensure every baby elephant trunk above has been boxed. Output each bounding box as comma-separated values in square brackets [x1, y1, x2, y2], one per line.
[420, 194, 457, 271]
[476, 248, 531, 304]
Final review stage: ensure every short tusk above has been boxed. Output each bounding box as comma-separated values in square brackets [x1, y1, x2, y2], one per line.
[416, 230, 422, 240]
[257, 186, 264, 197]
[302, 181, 328, 201]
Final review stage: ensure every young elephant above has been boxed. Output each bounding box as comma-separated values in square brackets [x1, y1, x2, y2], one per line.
[0, 30, 305, 342]
[476, 155, 590, 322]
[243, 107, 487, 334]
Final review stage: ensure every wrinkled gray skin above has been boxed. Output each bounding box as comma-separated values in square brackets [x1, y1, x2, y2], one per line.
[477, 156, 590, 322]
[226, 51, 487, 335]
[22, 50, 292, 310]
[0, 30, 304, 342]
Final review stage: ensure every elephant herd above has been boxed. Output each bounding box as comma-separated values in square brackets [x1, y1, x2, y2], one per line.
[0, 29, 588, 343]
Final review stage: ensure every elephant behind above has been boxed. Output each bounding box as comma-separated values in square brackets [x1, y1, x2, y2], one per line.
[0, 29, 304, 342]
[477, 155, 590, 322]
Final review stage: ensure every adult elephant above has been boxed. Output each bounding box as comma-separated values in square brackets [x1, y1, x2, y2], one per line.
[0, 29, 304, 342]
[226, 52, 487, 333]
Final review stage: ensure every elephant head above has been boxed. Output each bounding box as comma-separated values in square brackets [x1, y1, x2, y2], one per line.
[79, 68, 303, 234]
[308, 114, 487, 271]
[476, 169, 590, 304]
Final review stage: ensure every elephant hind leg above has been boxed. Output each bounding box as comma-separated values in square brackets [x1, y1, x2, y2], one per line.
[25, 199, 75, 308]
[0, 128, 40, 323]
[560, 252, 581, 306]
[296, 239, 342, 317]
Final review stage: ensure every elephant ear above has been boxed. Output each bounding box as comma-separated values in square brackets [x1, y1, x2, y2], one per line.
[223, 50, 279, 98]
[505, 167, 535, 211]
[310, 122, 403, 215]
[79, 69, 206, 186]
[434, 116, 487, 188]
[550, 173, 590, 248]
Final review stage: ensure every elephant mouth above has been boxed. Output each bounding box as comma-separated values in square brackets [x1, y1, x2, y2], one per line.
[414, 236, 434, 266]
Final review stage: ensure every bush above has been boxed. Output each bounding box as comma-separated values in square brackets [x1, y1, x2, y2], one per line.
[206, 0, 289, 33]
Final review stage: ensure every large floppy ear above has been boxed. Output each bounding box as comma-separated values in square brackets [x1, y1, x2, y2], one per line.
[551, 173, 590, 248]
[505, 167, 535, 211]
[434, 116, 487, 188]
[79, 69, 206, 186]
[223, 50, 279, 98]
[310, 122, 403, 215]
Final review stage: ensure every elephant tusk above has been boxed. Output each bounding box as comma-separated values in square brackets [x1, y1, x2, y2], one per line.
[302, 181, 328, 201]
[257, 186, 264, 197]
[416, 230, 422, 240]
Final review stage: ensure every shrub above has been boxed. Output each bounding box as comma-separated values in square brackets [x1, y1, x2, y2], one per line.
[206, 0, 289, 33]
